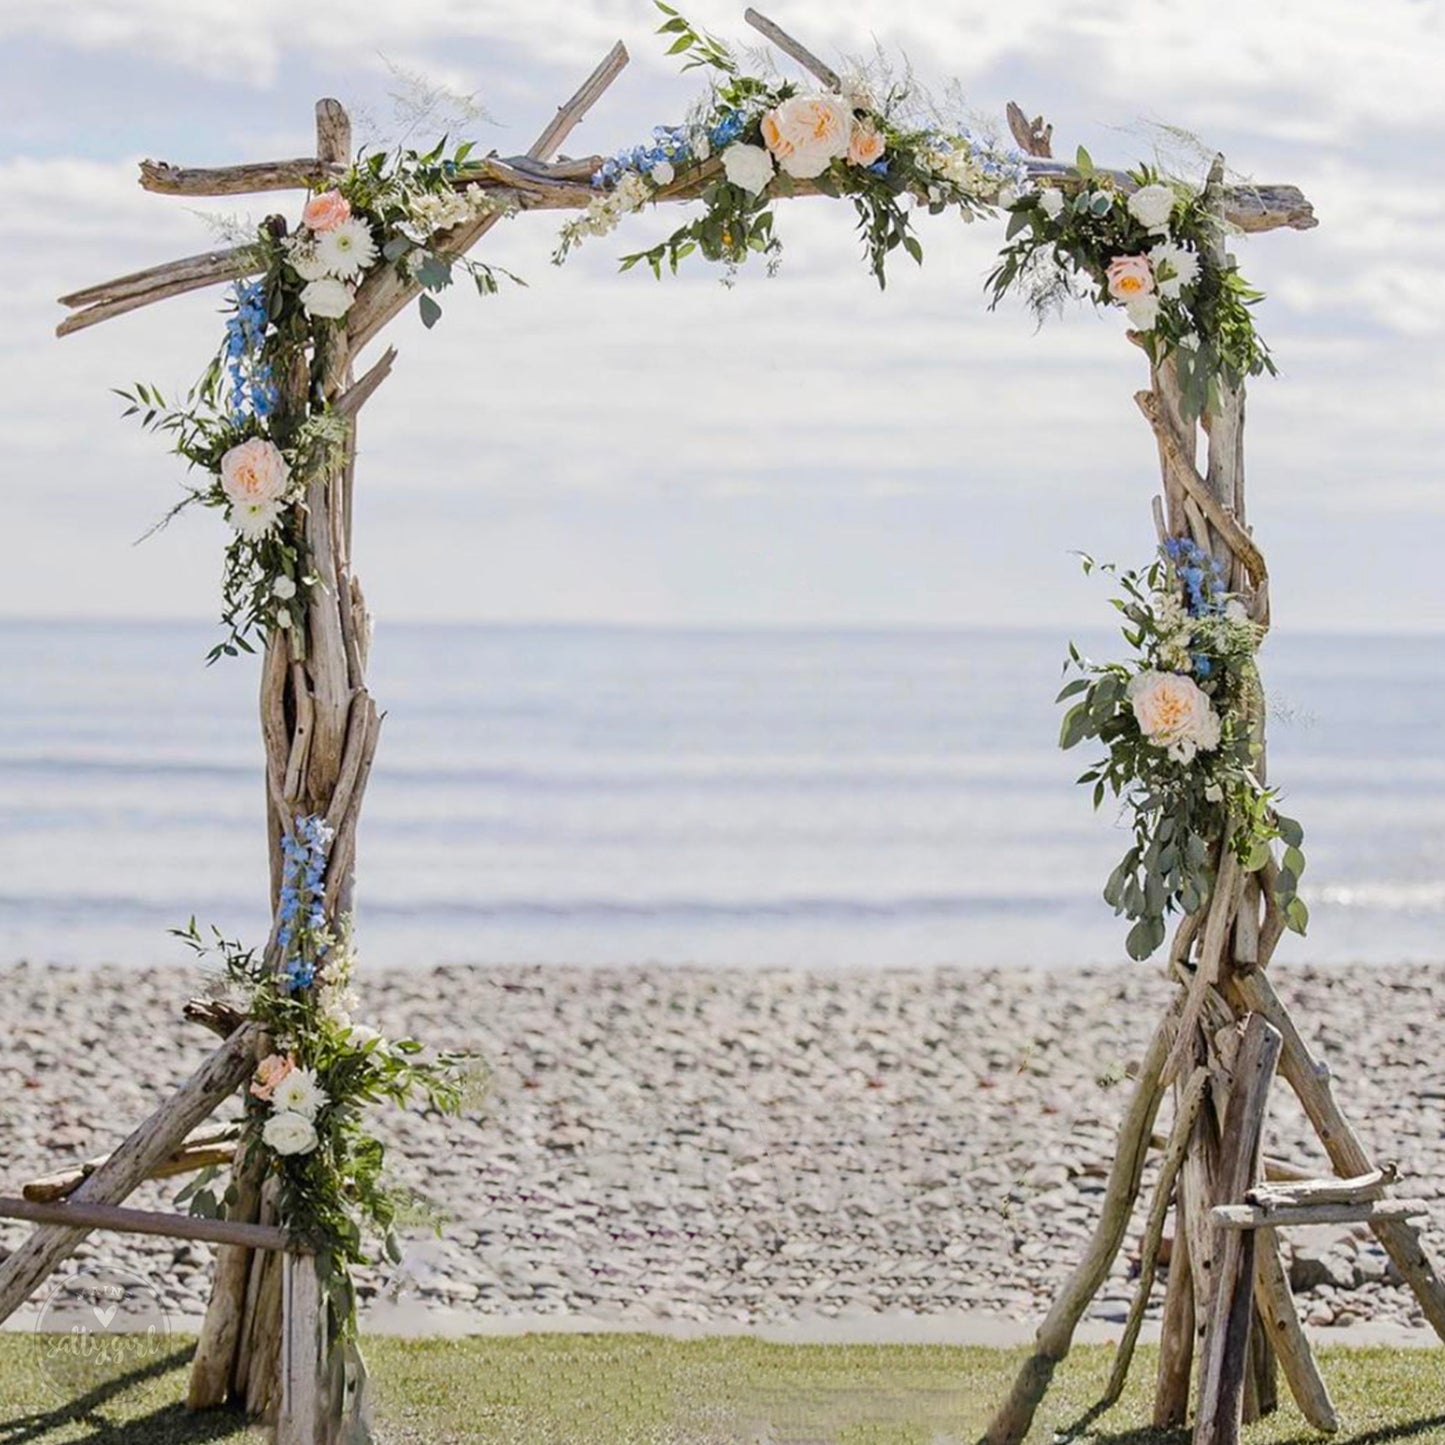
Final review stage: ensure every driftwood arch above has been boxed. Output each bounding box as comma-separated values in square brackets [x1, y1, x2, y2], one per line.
[1, 11, 1440, 1445]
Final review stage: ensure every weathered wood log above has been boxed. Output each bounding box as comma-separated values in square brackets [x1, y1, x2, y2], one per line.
[1244, 1166, 1396, 1209]
[188, 1146, 265, 1409]
[1243, 1309, 1278, 1422]
[1253, 1225, 1339, 1432]
[0, 1022, 259, 1325]
[1214, 1198, 1428, 1230]
[184, 998, 248, 1038]
[140, 157, 346, 196]
[1005, 102, 1053, 158]
[1103, 1064, 1209, 1408]
[21, 1128, 239, 1202]
[1229, 969, 1445, 1342]
[743, 8, 842, 90]
[1194, 1014, 1281, 1445]
[1154, 1176, 1195, 1427]
[1136, 391, 1269, 600]
[277, 1252, 324, 1445]
[332, 346, 398, 419]
[0, 1196, 289, 1252]
[57, 246, 258, 310]
[982, 1008, 1174, 1445]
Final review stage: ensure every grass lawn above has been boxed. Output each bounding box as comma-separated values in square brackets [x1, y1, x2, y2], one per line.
[0, 1333, 1441, 1444]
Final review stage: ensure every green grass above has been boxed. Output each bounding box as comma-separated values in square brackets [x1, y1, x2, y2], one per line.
[0, 1334, 1442, 1444]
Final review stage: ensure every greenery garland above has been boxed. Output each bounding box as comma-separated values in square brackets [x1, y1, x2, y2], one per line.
[122, 139, 518, 662]
[1059, 545, 1307, 959]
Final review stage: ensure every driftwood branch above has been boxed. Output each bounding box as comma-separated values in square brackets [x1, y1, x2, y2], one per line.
[0, 1196, 290, 1253]
[1253, 1228, 1339, 1432]
[57, 247, 261, 337]
[1214, 1198, 1428, 1231]
[1136, 390, 1270, 599]
[743, 8, 842, 89]
[530, 40, 630, 162]
[1102, 1064, 1209, 1408]
[332, 346, 398, 419]
[1006, 102, 1053, 158]
[348, 40, 630, 350]
[22, 1124, 241, 1202]
[1245, 1166, 1396, 1210]
[185, 998, 248, 1038]
[140, 158, 345, 196]
[983, 1008, 1175, 1445]
[0, 1023, 260, 1324]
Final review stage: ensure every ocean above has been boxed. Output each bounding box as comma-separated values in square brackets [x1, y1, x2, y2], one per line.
[1, 620, 1441, 970]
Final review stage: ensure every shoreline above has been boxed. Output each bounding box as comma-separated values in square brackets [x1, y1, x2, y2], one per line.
[2, 959, 1441, 1340]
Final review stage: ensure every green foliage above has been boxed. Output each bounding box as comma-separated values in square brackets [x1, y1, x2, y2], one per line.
[1060, 552, 1307, 960]
[989, 163, 1275, 422]
[171, 919, 478, 1341]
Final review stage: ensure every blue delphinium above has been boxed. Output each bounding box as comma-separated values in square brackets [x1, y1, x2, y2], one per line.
[278, 812, 334, 991]
[1163, 536, 1228, 618]
[592, 124, 693, 188]
[223, 279, 278, 425]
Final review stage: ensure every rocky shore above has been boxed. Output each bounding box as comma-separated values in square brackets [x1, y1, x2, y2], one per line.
[1, 960, 1441, 1339]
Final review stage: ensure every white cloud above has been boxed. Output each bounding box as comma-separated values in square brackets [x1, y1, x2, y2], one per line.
[1, 4, 1442, 631]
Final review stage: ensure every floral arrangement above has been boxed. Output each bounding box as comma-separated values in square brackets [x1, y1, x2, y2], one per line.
[1058, 541, 1307, 960]
[988, 149, 1275, 421]
[553, 3, 1030, 284]
[174, 816, 473, 1351]
[122, 139, 518, 662]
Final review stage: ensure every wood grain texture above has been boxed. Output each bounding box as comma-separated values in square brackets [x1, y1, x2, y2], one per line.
[0, 1196, 289, 1252]
[0, 1024, 259, 1324]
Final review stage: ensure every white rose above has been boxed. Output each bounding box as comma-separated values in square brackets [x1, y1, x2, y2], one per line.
[1127, 183, 1176, 234]
[693, 135, 711, 162]
[1224, 599, 1249, 624]
[1039, 188, 1065, 220]
[263, 1110, 319, 1157]
[272, 574, 297, 600]
[1128, 670, 1222, 763]
[650, 161, 675, 187]
[300, 277, 355, 320]
[760, 93, 854, 179]
[721, 143, 775, 196]
[1148, 241, 1200, 299]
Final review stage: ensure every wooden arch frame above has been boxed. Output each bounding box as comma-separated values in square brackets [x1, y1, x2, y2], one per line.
[2, 11, 1439, 1445]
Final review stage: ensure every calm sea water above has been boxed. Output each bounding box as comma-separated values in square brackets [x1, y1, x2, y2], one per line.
[1, 620, 1441, 969]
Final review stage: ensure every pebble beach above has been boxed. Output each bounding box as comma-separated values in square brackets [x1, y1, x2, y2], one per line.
[2, 960, 1441, 1341]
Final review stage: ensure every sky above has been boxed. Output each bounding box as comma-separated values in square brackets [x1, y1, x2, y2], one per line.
[1, 0, 1441, 632]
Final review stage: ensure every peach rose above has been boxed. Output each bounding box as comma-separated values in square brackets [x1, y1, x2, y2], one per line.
[847, 121, 886, 168]
[1105, 254, 1155, 303]
[1128, 671, 1221, 763]
[760, 93, 855, 179]
[302, 189, 351, 233]
[250, 1053, 296, 1102]
[220, 438, 291, 509]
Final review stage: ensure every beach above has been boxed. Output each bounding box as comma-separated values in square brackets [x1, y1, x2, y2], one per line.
[2, 958, 1440, 1341]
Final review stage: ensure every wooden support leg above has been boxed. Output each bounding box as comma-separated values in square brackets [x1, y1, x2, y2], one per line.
[1232, 970, 1445, 1341]
[1154, 1185, 1195, 1427]
[0, 1025, 258, 1326]
[1103, 1065, 1209, 1407]
[277, 1253, 323, 1445]
[1194, 1015, 1282, 1445]
[188, 1146, 265, 1408]
[982, 1009, 1174, 1445]
[1254, 1225, 1338, 1432]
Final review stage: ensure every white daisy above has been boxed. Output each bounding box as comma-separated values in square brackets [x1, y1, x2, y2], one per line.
[270, 1066, 328, 1121]
[314, 217, 378, 281]
[231, 499, 282, 540]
